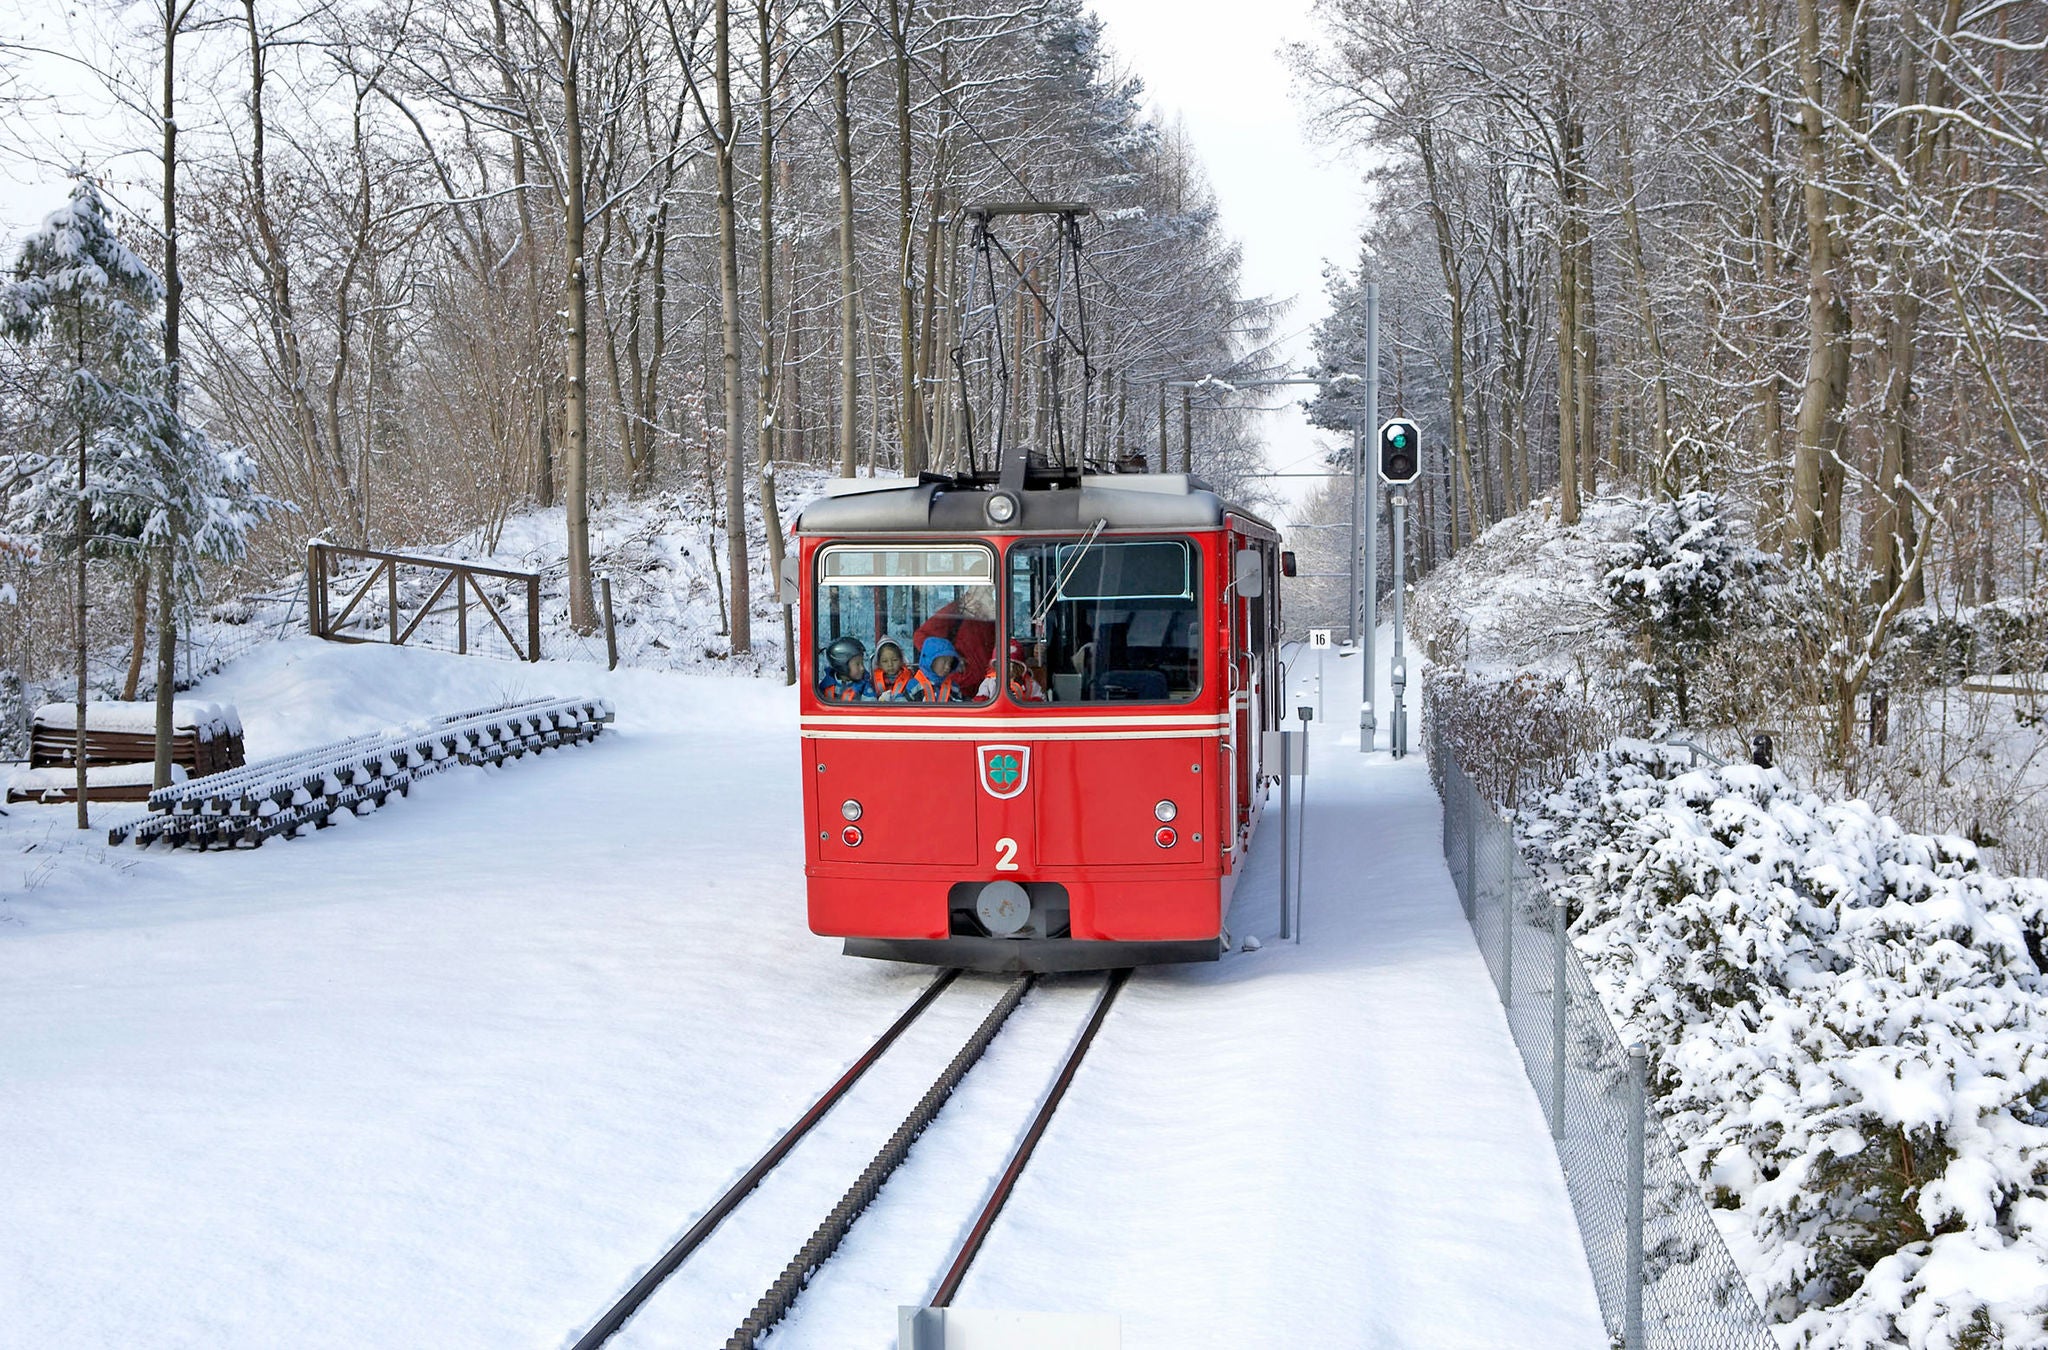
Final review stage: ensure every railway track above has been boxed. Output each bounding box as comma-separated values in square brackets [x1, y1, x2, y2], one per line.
[569, 967, 1130, 1348]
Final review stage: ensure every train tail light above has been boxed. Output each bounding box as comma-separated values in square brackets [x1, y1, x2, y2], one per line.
[842, 825, 863, 847]
[1155, 826, 1177, 849]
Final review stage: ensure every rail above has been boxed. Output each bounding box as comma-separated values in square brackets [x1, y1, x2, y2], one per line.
[570, 969, 1128, 1349]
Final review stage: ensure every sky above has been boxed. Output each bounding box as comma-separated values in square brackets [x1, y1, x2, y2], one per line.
[1086, 0, 1369, 519]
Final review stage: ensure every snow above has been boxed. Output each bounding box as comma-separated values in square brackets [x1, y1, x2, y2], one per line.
[33, 699, 241, 738]
[0, 632, 1605, 1347]
[10, 761, 185, 792]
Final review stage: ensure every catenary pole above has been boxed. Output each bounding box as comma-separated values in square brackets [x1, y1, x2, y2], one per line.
[1360, 281, 1379, 753]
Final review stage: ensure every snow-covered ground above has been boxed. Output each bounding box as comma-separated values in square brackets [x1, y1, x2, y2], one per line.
[0, 633, 1605, 1347]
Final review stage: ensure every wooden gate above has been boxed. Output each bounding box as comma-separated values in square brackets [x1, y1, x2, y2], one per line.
[307, 543, 543, 662]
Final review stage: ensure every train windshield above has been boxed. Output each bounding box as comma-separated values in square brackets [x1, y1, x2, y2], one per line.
[814, 545, 998, 705]
[1006, 538, 1201, 704]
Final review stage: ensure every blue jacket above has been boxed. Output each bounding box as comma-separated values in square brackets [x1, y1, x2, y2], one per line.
[818, 671, 870, 702]
[918, 637, 967, 702]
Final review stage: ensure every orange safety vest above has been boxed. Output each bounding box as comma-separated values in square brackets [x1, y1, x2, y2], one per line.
[870, 667, 933, 702]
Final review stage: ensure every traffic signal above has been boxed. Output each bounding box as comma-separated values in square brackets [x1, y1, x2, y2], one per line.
[1378, 418, 1420, 484]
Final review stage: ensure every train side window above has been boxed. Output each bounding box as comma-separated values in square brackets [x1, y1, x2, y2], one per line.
[815, 545, 997, 705]
[1006, 537, 1200, 705]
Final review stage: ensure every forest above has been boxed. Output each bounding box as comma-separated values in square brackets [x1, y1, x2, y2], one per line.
[0, 0, 1272, 739]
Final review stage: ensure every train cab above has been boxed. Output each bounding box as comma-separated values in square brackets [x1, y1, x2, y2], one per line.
[792, 470, 1284, 972]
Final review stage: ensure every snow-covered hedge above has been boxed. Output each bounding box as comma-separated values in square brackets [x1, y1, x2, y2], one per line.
[1525, 742, 2048, 1349]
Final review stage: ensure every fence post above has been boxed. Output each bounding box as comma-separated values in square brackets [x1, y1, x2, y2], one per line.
[1499, 811, 1514, 1006]
[1462, 776, 1477, 919]
[1551, 893, 1568, 1140]
[1626, 1043, 1647, 1350]
[601, 576, 619, 670]
[386, 561, 399, 645]
[455, 572, 468, 655]
[527, 574, 543, 663]
[306, 542, 323, 638]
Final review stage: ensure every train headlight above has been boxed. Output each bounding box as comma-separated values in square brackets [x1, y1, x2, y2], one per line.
[841, 798, 863, 822]
[985, 491, 1019, 526]
[1154, 799, 1178, 822]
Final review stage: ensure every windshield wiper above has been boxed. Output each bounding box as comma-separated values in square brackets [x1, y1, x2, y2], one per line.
[1031, 517, 1107, 631]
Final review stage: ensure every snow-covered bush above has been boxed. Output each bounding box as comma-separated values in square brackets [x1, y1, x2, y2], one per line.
[1526, 742, 2048, 1348]
[1425, 665, 1611, 808]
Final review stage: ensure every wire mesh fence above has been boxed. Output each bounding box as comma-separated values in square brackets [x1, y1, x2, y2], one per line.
[1432, 734, 1779, 1350]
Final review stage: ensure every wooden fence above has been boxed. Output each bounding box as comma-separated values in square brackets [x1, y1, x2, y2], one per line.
[308, 543, 542, 662]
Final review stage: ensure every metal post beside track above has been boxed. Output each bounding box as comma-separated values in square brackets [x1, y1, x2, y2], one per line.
[1626, 1043, 1648, 1350]
[1551, 893, 1567, 1140]
[1499, 814, 1513, 1006]
[1278, 731, 1292, 942]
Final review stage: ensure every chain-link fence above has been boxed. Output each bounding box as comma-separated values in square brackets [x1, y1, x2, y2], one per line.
[1432, 736, 1778, 1350]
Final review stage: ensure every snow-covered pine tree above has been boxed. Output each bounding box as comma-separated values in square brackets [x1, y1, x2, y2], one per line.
[1604, 491, 1751, 726]
[1, 179, 274, 818]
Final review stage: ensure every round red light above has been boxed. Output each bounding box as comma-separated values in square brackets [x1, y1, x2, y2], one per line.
[842, 825, 863, 847]
[1155, 826, 1177, 848]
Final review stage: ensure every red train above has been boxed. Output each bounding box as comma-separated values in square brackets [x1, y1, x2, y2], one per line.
[793, 468, 1287, 971]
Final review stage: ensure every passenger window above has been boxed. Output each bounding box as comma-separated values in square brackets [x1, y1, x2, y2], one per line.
[815, 545, 997, 706]
[1006, 538, 1200, 704]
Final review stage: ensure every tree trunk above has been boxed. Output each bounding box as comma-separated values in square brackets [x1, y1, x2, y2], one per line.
[757, 0, 793, 684]
[74, 420, 89, 831]
[242, 0, 353, 538]
[891, 0, 924, 475]
[714, 0, 751, 653]
[123, 565, 148, 700]
[1792, 0, 1849, 559]
[156, 0, 184, 787]
[1556, 196, 1580, 525]
[557, 0, 597, 633]
[1614, 118, 1673, 496]
[833, 18, 858, 479]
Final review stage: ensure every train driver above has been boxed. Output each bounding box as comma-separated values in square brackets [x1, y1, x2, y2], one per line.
[818, 636, 871, 701]
[869, 636, 933, 702]
[912, 587, 996, 685]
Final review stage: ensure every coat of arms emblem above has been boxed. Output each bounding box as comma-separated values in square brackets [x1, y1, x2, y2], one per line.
[977, 744, 1030, 800]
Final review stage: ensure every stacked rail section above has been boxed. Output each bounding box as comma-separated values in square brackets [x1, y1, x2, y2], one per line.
[108, 696, 614, 849]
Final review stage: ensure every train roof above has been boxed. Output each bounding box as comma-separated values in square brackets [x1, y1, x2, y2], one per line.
[792, 472, 1279, 539]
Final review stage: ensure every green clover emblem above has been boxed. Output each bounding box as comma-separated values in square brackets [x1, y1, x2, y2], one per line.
[988, 753, 1021, 788]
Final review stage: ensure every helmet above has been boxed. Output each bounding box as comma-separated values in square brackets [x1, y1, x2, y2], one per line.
[824, 636, 866, 677]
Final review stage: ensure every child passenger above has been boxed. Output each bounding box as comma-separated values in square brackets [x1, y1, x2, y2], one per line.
[818, 637, 871, 701]
[918, 636, 969, 702]
[869, 636, 933, 702]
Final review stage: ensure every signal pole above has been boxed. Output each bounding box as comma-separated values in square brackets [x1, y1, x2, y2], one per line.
[1377, 415, 1420, 759]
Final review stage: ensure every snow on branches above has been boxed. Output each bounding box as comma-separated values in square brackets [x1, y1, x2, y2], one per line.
[1, 179, 275, 587]
[1527, 741, 2048, 1349]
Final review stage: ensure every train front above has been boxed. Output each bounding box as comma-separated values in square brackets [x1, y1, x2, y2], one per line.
[794, 474, 1249, 973]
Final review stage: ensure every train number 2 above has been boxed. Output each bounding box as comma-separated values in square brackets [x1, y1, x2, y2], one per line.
[994, 837, 1020, 872]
